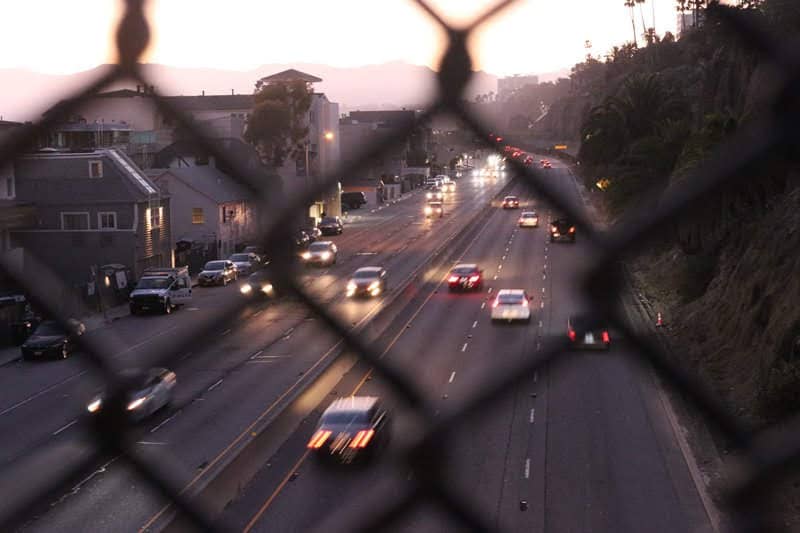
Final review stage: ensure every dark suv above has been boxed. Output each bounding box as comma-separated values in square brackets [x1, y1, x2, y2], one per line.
[318, 216, 344, 236]
[341, 191, 367, 210]
[549, 218, 576, 243]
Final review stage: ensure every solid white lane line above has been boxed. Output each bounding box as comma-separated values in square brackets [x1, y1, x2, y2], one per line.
[481, 302, 486, 309]
[251, 350, 264, 359]
[524, 458, 530, 479]
[150, 412, 179, 433]
[53, 419, 77, 436]
[1, 370, 88, 417]
[472, 321, 478, 329]
[449, 372, 456, 383]
[208, 379, 223, 392]
[461, 343, 468, 352]
[137, 441, 168, 446]
[539, 320, 543, 328]
[488, 288, 493, 294]
[530, 408, 535, 423]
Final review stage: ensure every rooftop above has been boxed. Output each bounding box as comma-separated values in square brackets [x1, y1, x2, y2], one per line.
[258, 69, 322, 83]
[324, 396, 379, 414]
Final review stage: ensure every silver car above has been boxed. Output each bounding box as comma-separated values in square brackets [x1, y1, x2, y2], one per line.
[87, 368, 176, 422]
[301, 241, 338, 267]
[228, 253, 257, 276]
[346, 266, 387, 298]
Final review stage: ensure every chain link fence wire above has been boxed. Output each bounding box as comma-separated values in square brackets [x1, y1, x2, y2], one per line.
[0, 0, 797, 531]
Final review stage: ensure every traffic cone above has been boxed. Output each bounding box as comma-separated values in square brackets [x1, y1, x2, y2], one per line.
[656, 312, 664, 327]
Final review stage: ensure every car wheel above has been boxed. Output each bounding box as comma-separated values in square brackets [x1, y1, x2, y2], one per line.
[61, 343, 70, 359]
[164, 300, 172, 314]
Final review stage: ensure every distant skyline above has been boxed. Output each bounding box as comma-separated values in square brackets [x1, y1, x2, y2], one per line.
[1, 0, 682, 78]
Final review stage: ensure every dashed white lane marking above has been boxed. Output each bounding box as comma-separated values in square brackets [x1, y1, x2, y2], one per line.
[543, 274, 546, 280]
[481, 302, 486, 309]
[493, 275, 498, 280]
[461, 343, 468, 352]
[506, 247, 510, 252]
[502, 255, 506, 260]
[539, 320, 543, 328]
[221, 328, 231, 336]
[283, 327, 295, 338]
[53, 419, 77, 436]
[543, 263, 547, 270]
[498, 264, 503, 270]
[541, 287, 546, 293]
[472, 321, 478, 328]
[536, 341, 541, 351]
[540, 301, 545, 309]
[247, 360, 276, 364]
[137, 441, 168, 446]
[150, 411, 180, 433]
[253, 310, 262, 316]
[449, 371, 456, 383]
[488, 288, 493, 294]
[530, 408, 535, 423]
[524, 458, 531, 479]
[534, 371, 538, 382]
[251, 350, 264, 359]
[208, 378, 223, 392]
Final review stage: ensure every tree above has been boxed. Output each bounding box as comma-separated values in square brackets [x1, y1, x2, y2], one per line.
[245, 79, 312, 168]
[624, 0, 639, 47]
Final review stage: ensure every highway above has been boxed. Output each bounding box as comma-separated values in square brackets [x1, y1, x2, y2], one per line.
[5, 165, 515, 531]
[217, 161, 714, 533]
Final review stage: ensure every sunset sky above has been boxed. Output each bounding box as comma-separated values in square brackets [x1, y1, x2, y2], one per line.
[1, 0, 683, 77]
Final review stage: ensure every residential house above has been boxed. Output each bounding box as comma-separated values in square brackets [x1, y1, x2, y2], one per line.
[149, 165, 259, 270]
[9, 148, 171, 284]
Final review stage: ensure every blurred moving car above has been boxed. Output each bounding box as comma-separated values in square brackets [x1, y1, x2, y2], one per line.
[424, 201, 444, 218]
[242, 245, 267, 265]
[501, 195, 520, 209]
[426, 188, 444, 201]
[550, 218, 576, 243]
[346, 267, 387, 298]
[302, 241, 338, 267]
[20, 319, 86, 360]
[490, 289, 532, 323]
[304, 227, 323, 242]
[294, 229, 311, 249]
[541, 159, 552, 169]
[240, 270, 275, 298]
[318, 216, 344, 236]
[567, 315, 611, 350]
[198, 260, 238, 286]
[307, 396, 390, 464]
[87, 367, 176, 422]
[447, 264, 484, 292]
[442, 181, 456, 193]
[518, 211, 539, 228]
[228, 253, 257, 276]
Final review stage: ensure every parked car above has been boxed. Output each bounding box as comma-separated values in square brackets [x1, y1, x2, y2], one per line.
[228, 253, 257, 276]
[242, 245, 267, 265]
[197, 260, 238, 286]
[341, 191, 368, 210]
[318, 216, 344, 236]
[304, 227, 323, 242]
[301, 241, 338, 267]
[87, 367, 176, 422]
[490, 289, 532, 323]
[567, 315, 611, 350]
[307, 396, 391, 465]
[20, 319, 86, 360]
[346, 267, 387, 298]
[129, 266, 193, 315]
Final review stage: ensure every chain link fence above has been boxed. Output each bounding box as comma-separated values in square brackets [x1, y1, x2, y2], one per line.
[0, 0, 796, 531]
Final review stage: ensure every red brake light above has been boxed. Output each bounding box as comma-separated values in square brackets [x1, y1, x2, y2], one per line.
[568, 329, 576, 341]
[307, 430, 331, 449]
[448, 275, 460, 283]
[469, 275, 480, 283]
[569, 227, 575, 233]
[350, 429, 375, 448]
[602, 331, 610, 343]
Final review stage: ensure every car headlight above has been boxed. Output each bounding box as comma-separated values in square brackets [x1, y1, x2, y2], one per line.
[261, 283, 274, 294]
[426, 193, 432, 199]
[301, 252, 312, 260]
[321, 251, 331, 260]
[87, 398, 102, 413]
[240, 284, 253, 294]
[424, 206, 432, 215]
[127, 397, 146, 411]
[368, 281, 379, 290]
[347, 281, 357, 291]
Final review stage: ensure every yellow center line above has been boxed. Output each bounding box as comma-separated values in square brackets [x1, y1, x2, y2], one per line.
[242, 449, 311, 533]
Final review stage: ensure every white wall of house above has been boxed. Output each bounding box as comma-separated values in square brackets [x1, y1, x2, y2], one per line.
[75, 95, 161, 131]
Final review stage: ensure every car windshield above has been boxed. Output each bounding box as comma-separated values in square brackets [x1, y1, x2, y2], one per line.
[309, 243, 330, 252]
[204, 261, 226, 270]
[321, 217, 338, 224]
[522, 213, 537, 218]
[135, 278, 171, 290]
[505, 196, 517, 201]
[498, 294, 524, 304]
[321, 410, 370, 425]
[570, 316, 607, 329]
[353, 270, 380, 279]
[35, 322, 64, 336]
[429, 202, 442, 207]
[229, 254, 250, 262]
[452, 267, 477, 275]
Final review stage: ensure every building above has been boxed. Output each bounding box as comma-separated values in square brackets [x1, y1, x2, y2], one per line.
[149, 165, 259, 269]
[497, 74, 540, 101]
[677, 12, 702, 38]
[8, 148, 171, 284]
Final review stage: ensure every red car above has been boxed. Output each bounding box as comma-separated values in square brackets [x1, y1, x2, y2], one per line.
[541, 160, 552, 169]
[501, 195, 520, 209]
[447, 264, 484, 292]
[524, 156, 534, 165]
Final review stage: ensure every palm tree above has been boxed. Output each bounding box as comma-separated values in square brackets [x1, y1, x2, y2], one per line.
[635, 0, 648, 43]
[624, 0, 638, 47]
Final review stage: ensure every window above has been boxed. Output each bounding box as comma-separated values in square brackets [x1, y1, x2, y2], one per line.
[146, 206, 162, 229]
[192, 208, 204, 225]
[98, 212, 117, 230]
[61, 212, 89, 230]
[89, 160, 103, 178]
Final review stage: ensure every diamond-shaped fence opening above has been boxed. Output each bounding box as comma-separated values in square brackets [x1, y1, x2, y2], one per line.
[0, 0, 798, 531]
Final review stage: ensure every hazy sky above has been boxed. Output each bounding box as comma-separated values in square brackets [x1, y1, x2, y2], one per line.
[1, 0, 682, 76]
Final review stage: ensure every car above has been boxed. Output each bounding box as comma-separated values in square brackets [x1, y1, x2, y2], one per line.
[304, 227, 323, 242]
[239, 270, 276, 298]
[490, 289, 532, 323]
[87, 367, 176, 422]
[20, 319, 85, 360]
[228, 253, 257, 276]
[318, 216, 344, 236]
[341, 191, 368, 210]
[242, 245, 267, 265]
[501, 195, 520, 209]
[524, 156, 534, 166]
[550, 218, 576, 243]
[518, 211, 539, 228]
[346, 266, 387, 298]
[294, 229, 312, 248]
[447, 264, 484, 292]
[307, 396, 390, 464]
[442, 182, 456, 193]
[543, 161, 552, 169]
[197, 260, 238, 286]
[301, 241, 338, 267]
[426, 188, 444, 201]
[567, 315, 611, 350]
[129, 266, 192, 315]
[424, 201, 444, 218]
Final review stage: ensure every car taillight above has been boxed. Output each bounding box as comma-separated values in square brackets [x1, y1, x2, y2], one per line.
[349, 429, 375, 448]
[469, 275, 480, 283]
[307, 430, 331, 449]
[448, 275, 460, 283]
[568, 329, 576, 341]
[602, 331, 610, 343]
[569, 227, 575, 233]
[522, 298, 528, 307]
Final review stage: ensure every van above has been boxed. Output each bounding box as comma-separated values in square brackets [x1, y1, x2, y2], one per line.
[129, 266, 192, 315]
[341, 191, 368, 210]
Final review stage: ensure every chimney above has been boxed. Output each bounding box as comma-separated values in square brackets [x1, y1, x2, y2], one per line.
[202, 90, 205, 96]
[231, 89, 234, 95]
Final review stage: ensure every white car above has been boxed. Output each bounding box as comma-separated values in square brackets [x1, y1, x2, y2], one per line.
[87, 368, 176, 422]
[490, 289, 532, 323]
[518, 211, 539, 228]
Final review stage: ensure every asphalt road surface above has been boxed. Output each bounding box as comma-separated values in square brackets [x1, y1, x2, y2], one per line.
[218, 162, 714, 533]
